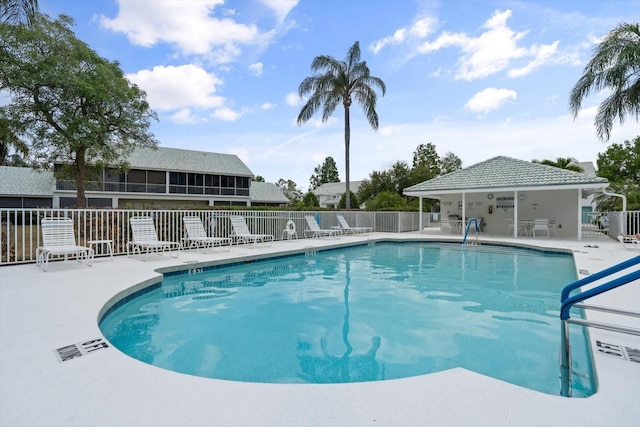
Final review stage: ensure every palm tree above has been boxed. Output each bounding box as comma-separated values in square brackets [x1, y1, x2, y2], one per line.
[0, 0, 39, 25]
[533, 157, 584, 172]
[569, 22, 640, 142]
[297, 41, 386, 209]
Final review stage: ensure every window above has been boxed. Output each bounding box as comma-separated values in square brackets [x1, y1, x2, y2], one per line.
[169, 172, 187, 194]
[221, 175, 235, 187]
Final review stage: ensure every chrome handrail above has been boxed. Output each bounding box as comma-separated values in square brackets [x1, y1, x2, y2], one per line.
[559, 255, 640, 397]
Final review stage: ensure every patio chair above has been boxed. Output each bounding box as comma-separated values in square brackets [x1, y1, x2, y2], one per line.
[229, 216, 273, 246]
[506, 219, 527, 236]
[36, 218, 94, 271]
[336, 214, 372, 235]
[304, 215, 342, 238]
[183, 216, 232, 251]
[127, 217, 181, 260]
[531, 219, 550, 237]
[617, 234, 640, 251]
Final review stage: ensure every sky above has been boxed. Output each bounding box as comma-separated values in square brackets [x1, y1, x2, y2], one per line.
[38, 0, 639, 191]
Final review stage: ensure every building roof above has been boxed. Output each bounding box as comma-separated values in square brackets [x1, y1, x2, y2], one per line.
[0, 166, 54, 196]
[250, 182, 290, 204]
[403, 156, 608, 196]
[127, 147, 254, 176]
[313, 181, 363, 196]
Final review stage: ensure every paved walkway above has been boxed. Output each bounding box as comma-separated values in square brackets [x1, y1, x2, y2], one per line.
[1, 232, 638, 427]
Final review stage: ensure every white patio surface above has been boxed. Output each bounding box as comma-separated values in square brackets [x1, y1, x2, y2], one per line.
[1, 231, 638, 427]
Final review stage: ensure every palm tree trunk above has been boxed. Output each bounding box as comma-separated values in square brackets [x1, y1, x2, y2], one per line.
[344, 106, 350, 209]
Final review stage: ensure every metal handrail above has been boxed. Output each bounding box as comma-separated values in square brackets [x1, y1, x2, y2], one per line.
[559, 255, 640, 397]
[462, 218, 480, 246]
[560, 256, 640, 301]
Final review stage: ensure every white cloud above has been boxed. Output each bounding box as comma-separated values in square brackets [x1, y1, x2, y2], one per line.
[370, 16, 437, 54]
[249, 62, 264, 77]
[285, 92, 302, 107]
[508, 41, 559, 77]
[260, 102, 275, 110]
[99, 0, 272, 64]
[170, 109, 198, 124]
[127, 64, 225, 111]
[212, 108, 242, 121]
[464, 88, 517, 114]
[413, 10, 559, 81]
[258, 0, 298, 24]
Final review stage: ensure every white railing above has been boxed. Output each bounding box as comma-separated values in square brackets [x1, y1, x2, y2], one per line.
[608, 211, 640, 237]
[0, 208, 424, 266]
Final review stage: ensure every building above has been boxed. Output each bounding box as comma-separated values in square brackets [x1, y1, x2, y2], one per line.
[312, 181, 363, 209]
[0, 147, 289, 208]
[403, 156, 609, 239]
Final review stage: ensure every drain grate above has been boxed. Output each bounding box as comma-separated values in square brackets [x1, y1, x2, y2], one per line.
[55, 338, 109, 363]
[595, 340, 639, 363]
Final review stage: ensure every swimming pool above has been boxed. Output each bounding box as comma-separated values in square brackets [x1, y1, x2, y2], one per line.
[99, 242, 596, 397]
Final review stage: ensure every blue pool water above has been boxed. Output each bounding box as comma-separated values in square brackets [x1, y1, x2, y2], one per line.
[100, 242, 596, 396]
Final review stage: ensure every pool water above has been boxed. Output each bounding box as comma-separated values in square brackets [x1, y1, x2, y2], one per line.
[100, 242, 596, 397]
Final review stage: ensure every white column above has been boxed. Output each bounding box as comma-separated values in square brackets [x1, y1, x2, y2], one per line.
[577, 188, 582, 241]
[514, 190, 518, 238]
[461, 192, 466, 235]
[419, 197, 423, 233]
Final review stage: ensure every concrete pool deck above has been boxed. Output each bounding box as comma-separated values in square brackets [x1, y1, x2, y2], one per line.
[1, 231, 638, 427]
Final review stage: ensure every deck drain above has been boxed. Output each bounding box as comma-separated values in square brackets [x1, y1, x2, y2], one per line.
[55, 338, 109, 363]
[595, 340, 639, 363]
[578, 269, 590, 275]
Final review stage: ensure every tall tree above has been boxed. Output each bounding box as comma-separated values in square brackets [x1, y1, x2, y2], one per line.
[440, 152, 463, 175]
[297, 41, 386, 209]
[410, 143, 441, 184]
[569, 22, 640, 142]
[276, 178, 302, 202]
[0, 14, 158, 207]
[532, 157, 584, 172]
[309, 156, 340, 190]
[0, 0, 38, 26]
[595, 136, 640, 210]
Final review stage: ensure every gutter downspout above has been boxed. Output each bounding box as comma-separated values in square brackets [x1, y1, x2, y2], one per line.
[602, 189, 627, 234]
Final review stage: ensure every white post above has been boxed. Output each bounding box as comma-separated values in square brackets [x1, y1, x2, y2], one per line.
[514, 191, 518, 238]
[419, 197, 423, 233]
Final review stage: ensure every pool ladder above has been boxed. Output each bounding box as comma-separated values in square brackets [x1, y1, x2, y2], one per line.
[559, 255, 640, 397]
[462, 218, 480, 246]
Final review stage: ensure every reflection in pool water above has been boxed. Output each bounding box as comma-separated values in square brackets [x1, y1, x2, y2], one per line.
[100, 242, 595, 396]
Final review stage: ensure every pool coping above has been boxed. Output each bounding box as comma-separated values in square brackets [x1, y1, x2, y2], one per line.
[1, 232, 639, 427]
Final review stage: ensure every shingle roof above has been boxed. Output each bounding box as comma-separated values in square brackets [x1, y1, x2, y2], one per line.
[0, 166, 54, 196]
[127, 147, 254, 176]
[250, 182, 290, 204]
[313, 181, 363, 196]
[404, 156, 608, 194]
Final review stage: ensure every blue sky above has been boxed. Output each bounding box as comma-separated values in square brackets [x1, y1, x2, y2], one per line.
[40, 0, 639, 190]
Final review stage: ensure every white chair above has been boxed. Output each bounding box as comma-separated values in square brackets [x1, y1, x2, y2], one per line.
[183, 216, 232, 251]
[506, 219, 527, 236]
[618, 234, 640, 251]
[36, 218, 94, 271]
[229, 216, 273, 245]
[127, 217, 181, 260]
[336, 214, 372, 235]
[304, 215, 341, 238]
[531, 219, 550, 237]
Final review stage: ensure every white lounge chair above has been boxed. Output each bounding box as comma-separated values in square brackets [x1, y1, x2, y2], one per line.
[229, 216, 273, 246]
[336, 214, 372, 235]
[183, 216, 232, 251]
[531, 219, 550, 237]
[127, 217, 181, 260]
[304, 215, 342, 238]
[36, 218, 94, 271]
[618, 234, 640, 251]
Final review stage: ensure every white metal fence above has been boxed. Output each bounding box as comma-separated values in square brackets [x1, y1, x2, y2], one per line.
[0, 208, 432, 266]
